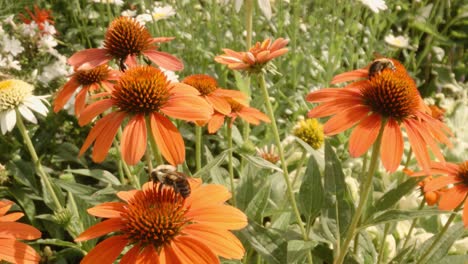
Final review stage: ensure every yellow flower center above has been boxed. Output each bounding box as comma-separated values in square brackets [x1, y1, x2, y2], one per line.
[75, 64, 111, 86]
[457, 161, 468, 184]
[122, 184, 188, 248]
[182, 74, 218, 96]
[361, 68, 420, 121]
[293, 119, 324, 150]
[0, 79, 33, 111]
[112, 66, 170, 114]
[104, 16, 153, 60]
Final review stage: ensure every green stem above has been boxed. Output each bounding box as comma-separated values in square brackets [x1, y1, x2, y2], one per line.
[145, 116, 163, 165]
[257, 74, 313, 264]
[401, 199, 425, 250]
[334, 120, 386, 264]
[15, 110, 63, 211]
[195, 125, 202, 172]
[145, 144, 153, 179]
[226, 123, 236, 206]
[377, 224, 390, 264]
[416, 197, 466, 264]
[116, 128, 140, 188]
[242, 0, 254, 161]
[291, 148, 307, 188]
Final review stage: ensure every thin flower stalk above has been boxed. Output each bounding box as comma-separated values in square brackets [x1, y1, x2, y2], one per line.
[226, 121, 236, 207]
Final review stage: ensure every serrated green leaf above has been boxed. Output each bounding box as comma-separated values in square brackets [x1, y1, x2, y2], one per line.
[239, 153, 282, 173]
[66, 169, 120, 185]
[361, 209, 447, 229]
[298, 155, 323, 219]
[323, 141, 354, 237]
[245, 181, 271, 222]
[287, 240, 317, 264]
[240, 222, 287, 264]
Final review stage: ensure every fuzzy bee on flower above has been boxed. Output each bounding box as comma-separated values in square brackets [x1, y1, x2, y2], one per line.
[150, 164, 191, 198]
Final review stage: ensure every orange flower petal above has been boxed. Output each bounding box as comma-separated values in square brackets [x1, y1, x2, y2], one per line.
[136, 245, 160, 263]
[0, 222, 41, 240]
[151, 37, 175, 43]
[424, 175, 460, 192]
[349, 113, 381, 157]
[331, 68, 368, 84]
[380, 118, 404, 172]
[463, 199, 468, 227]
[75, 218, 124, 242]
[0, 212, 23, 222]
[143, 49, 184, 71]
[87, 202, 126, 218]
[185, 185, 231, 209]
[78, 98, 114, 126]
[121, 115, 147, 165]
[186, 205, 247, 230]
[208, 113, 225, 134]
[183, 224, 245, 259]
[161, 94, 213, 121]
[170, 236, 220, 264]
[206, 94, 231, 115]
[306, 88, 361, 103]
[438, 185, 467, 210]
[0, 238, 41, 264]
[92, 112, 127, 163]
[169, 82, 200, 95]
[150, 113, 185, 165]
[212, 89, 248, 105]
[221, 48, 244, 60]
[80, 235, 128, 264]
[403, 119, 432, 174]
[53, 77, 80, 113]
[0, 200, 14, 216]
[323, 105, 369, 135]
[68, 48, 109, 69]
[237, 107, 270, 125]
[414, 120, 445, 163]
[74, 87, 88, 117]
[307, 97, 363, 118]
[162, 243, 182, 264]
[119, 245, 140, 264]
[116, 190, 138, 203]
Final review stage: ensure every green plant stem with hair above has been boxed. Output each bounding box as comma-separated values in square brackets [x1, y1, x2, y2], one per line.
[401, 199, 425, 250]
[416, 196, 467, 264]
[195, 125, 202, 171]
[145, 116, 163, 166]
[334, 120, 387, 264]
[15, 109, 63, 211]
[226, 122, 236, 207]
[116, 128, 140, 188]
[257, 73, 313, 264]
[377, 224, 390, 264]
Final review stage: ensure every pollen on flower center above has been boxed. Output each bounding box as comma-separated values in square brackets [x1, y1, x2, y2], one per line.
[75, 64, 111, 86]
[0, 79, 33, 111]
[293, 119, 324, 150]
[361, 69, 419, 120]
[182, 74, 218, 95]
[457, 161, 468, 185]
[122, 184, 188, 248]
[226, 98, 243, 112]
[113, 66, 170, 114]
[104, 16, 153, 59]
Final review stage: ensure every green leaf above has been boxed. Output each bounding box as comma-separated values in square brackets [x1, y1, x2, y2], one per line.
[437, 255, 468, 264]
[323, 141, 354, 237]
[66, 169, 120, 185]
[411, 21, 451, 42]
[294, 137, 325, 170]
[361, 209, 448, 229]
[7, 186, 37, 225]
[287, 240, 317, 264]
[33, 238, 81, 249]
[245, 181, 271, 222]
[367, 177, 421, 217]
[240, 221, 287, 264]
[41, 177, 66, 211]
[239, 153, 282, 173]
[298, 155, 323, 219]
[55, 180, 97, 195]
[417, 222, 465, 264]
[193, 149, 228, 178]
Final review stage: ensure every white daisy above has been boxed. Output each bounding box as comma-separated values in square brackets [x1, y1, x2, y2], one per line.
[359, 0, 387, 13]
[90, 0, 124, 6]
[0, 79, 49, 134]
[135, 14, 152, 26]
[151, 5, 176, 21]
[384, 34, 410, 48]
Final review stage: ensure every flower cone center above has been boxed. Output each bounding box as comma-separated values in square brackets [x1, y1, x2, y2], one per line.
[104, 17, 153, 59]
[226, 98, 243, 112]
[0, 79, 33, 111]
[293, 119, 324, 150]
[457, 161, 468, 185]
[75, 64, 110, 86]
[361, 69, 419, 120]
[123, 184, 188, 248]
[182, 74, 218, 95]
[112, 66, 170, 114]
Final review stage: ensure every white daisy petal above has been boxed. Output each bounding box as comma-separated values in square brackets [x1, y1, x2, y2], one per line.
[23, 96, 49, 116]
[4, 109, 17, 133]
[0, 111, 8, 134]
[18, 104, 38, 124]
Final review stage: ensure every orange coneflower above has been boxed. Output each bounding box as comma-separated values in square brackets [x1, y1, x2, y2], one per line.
[19, 5, 54, 31]
[306, 58, 452, 172]
[411, 161, 468, 227]
[182, 74, 247, 115]
[0, 200, 41, 264]
[68, 16, 183, 71]
[78, 65, 213, 165]
[215, 38, 288, 73]
[207, 98, 270, 133]
[75, 179, 247, 263]
[54, 64, 120, 116]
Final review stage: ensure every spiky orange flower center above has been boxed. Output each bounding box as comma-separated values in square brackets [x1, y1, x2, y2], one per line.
[113, 66, 170, 114]
[122, 185, 188, 248]
[361, 68, 420, 120]
[226, 98, 243, 112]
[75, 64, 110, 86]
[457, 161, 468, 185]
[182, 74, 218, 95]
[104, 17, 153, 59]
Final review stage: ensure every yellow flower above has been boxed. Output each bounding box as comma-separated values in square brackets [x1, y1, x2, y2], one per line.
[293, 118, 324, 150]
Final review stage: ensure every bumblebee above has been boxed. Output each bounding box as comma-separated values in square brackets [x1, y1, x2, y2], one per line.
[368, 58, 396, 78]
[150, 165, 191, 198]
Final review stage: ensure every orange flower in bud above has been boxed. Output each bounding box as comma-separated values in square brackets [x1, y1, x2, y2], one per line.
[182, 74, 247, 115]
[75, 179, 247, 263]
[78, 65, 213, 165]
[418, 176, 440, 206]
[411, 161, 468, 227]
[53, 64, 120, 116]
[306, 58, 452, 173]
[0, 200, 41, 264]
[68, 17, 183, 71]
[215, 38, 288, 73]
[19, 5, 54, 31]
[207, 98, 270, 133]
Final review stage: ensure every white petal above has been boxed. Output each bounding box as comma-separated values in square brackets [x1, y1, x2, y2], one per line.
[0, 111, 8, 134]
[23, 96, 49, 116]
[257, 0, 272, 19]
[2, 109, 17, 134]
[18, 105, 37, 124]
